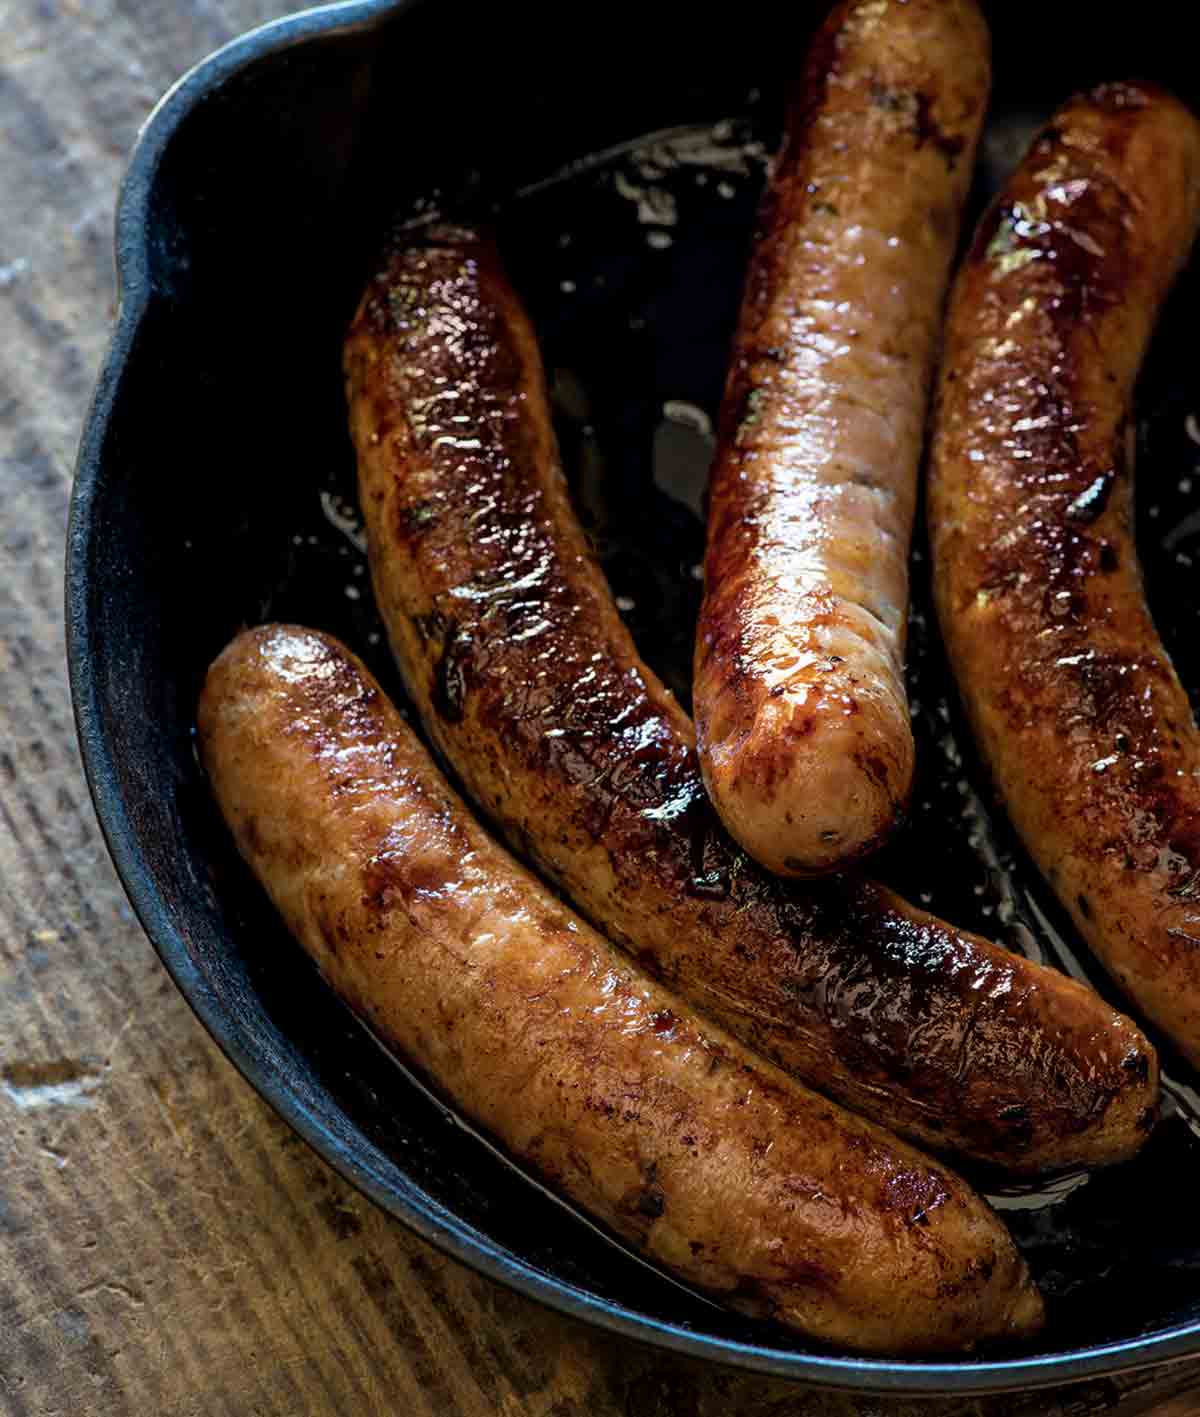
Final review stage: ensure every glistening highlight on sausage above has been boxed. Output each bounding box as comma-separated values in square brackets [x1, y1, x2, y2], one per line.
[198, 625, 1044, 1356]
[345, 221, 1156, 1176]
[929, 81, 1200, 1069]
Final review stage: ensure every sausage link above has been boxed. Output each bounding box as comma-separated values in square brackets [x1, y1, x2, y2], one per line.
[694, 0, 990, 877]
[198, 625, 1043, 1355]
[344, 223, 1157, 1173]
[929, 83, 1200, 1067]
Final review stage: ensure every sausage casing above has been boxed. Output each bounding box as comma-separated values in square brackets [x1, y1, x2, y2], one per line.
[929, 83, 1200, 1066]
[197, 624, 1044, 1355]
[695, 0, 990, 877]
[344, 222, 1158, 1173]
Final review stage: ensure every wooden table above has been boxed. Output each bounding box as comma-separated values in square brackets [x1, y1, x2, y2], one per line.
[1, 2, 1199, 1411]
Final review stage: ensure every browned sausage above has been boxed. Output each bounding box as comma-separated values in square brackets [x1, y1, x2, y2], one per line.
[344, 222, 1158, 1173]
[929, 83, 1200, 1068]
[695, 0, 990, 878]
[197, 624, 1044, 1355]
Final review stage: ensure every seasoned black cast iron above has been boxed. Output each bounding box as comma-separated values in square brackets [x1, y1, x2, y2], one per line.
[67, 0, 1200, 1392]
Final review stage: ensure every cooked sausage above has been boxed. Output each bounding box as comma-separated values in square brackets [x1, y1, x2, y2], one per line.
[929, 83, 1200, 1068]
[694, 0, 990, 877]
[344, 222, 1158, 1173]
[197, 624, 1044, 1355]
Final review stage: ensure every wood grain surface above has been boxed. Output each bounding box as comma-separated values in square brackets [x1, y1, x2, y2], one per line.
[2, 2, 1200, 1412]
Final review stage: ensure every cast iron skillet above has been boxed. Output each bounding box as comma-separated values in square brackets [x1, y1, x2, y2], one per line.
[67, 0, 1200, 1393]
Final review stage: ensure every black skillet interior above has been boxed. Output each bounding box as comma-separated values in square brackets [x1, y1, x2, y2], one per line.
[68, 0, 1200, 1389]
